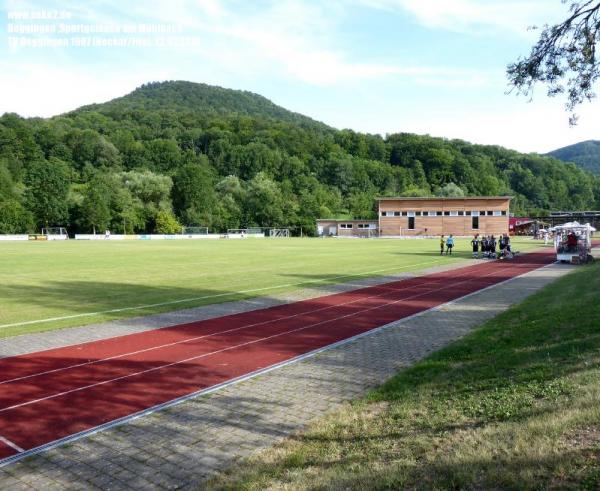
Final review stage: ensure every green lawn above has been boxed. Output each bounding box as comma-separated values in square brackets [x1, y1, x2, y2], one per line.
[206, 259, 600, 490]
[0, 237, 542, 338]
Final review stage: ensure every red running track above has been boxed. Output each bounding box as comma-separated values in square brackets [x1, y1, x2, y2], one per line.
[0, 250, 555, 463]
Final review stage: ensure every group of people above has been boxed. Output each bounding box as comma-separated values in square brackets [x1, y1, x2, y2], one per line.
[439, 233, 514, 259]
[471, 234, 513, 259]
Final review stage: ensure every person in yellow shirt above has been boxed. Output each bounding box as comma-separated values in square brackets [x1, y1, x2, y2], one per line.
[440, 235, 445, 255]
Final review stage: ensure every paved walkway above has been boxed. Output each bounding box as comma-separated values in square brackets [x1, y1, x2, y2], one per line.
[0, 259, 572, 490]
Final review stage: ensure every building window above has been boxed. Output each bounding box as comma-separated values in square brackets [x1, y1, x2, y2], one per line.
[357, 223, 375, 229]
[472, 216, 479, 229]
[450, 211, 459, 216]
[472, 211, 480, 216]
[437, 211, 443, 216]
[407, 211, 415, 217]
[493, 211, 502, 216]
[401, 211, 408, 216]
[487, 211, 493, 216]
[458, 211, 465, 216]
[480, 211, 486, 216]
[501, 210, 507, 216]
[408, 216, 415, 230]
[444, 211, 450, 216]
[428, 211, 436, 217]
[339, 223, 353, 229]
[466, 211, 472, 216]
[394, 211, 401, 216]
[416, 211, 422, 216]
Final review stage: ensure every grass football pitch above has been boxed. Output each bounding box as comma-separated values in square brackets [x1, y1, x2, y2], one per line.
[0, 237, 544, 338]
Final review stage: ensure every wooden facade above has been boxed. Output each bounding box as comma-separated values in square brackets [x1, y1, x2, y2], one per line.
[377, 197, 511, 237]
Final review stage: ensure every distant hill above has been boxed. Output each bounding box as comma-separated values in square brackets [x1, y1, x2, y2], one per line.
[72, 80, 329, 130]
[1, 80, 599, 234]
[547, 140, 600, 174]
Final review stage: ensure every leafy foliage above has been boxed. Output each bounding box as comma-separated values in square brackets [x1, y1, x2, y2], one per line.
[507, 1, 600, 124]
[155, 210, 182, 234]
[0, 80, 599, 234]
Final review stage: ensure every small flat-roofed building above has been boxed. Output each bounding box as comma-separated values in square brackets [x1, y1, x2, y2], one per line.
[377, 196, 511, 237]
[316, 219, 378, 238]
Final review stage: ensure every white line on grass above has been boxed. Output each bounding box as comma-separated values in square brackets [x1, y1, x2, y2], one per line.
[0, 436, 24, 453]
[0, 259, 455, 330]
[0, 261, 524, 413]
[0, 264, 484, 385]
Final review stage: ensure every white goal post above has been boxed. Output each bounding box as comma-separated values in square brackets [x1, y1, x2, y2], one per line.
[41, 227, 68, 240]
[181, 226, 208, 235]
[267, 228, 290, 237]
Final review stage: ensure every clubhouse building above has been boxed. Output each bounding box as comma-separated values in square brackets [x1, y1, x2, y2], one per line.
[317, 196, 511, 238]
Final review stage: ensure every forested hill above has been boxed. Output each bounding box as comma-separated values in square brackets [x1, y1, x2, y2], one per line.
[547, 140, 600, 174]
[73, 81, 328, 130]
[1, 80, 599, 235]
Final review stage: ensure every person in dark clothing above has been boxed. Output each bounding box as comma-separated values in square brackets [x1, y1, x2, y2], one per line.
[471, 234, 480, 258]
[490, 235, 497, 258]
[504, 234, 511, 252]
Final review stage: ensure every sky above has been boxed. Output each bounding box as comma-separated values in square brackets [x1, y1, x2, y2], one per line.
[0, 0, 597, 153]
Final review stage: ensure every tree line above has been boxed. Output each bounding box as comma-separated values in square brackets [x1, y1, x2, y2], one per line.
[1, 82, 599, 235]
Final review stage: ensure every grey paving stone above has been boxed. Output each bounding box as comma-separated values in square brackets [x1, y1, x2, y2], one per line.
[0, 261, 572, 490]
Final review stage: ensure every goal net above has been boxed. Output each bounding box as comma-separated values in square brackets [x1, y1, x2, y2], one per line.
[181, 226, 208, 235]
[268, 228, 290, 237]
[42, 227, 68, 240]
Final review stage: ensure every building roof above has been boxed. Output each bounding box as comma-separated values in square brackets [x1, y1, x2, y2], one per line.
[376, 196, 512, 201]
[316, 218, 378, 222]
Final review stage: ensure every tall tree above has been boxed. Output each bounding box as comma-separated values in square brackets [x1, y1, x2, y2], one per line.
[24, 158, 70, 229]
[172, 156, 216, 226]
[81, 176, 111, 233]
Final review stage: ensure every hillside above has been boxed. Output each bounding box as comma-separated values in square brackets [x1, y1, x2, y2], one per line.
[72, 81, 329, 130]
[547, 140, 600, 174]
[1, 80, 599, 234]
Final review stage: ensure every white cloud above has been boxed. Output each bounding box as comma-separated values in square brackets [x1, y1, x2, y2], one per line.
[0, 62, 175, 117]
[357, 0, 568, 36]
[53, 0, 488, 87]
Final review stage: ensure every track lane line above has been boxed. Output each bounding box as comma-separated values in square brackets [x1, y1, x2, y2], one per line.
[0, 436, 24, 453]
[0, 258, 519, 386]
[0, 259, 536, 413]
[0, 254, 556, 466]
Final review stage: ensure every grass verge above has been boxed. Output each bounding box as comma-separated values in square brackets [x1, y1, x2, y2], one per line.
[206, 260, 600, 490]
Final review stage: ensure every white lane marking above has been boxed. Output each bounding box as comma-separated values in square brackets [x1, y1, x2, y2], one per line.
[0, 261, 528, 413]
[0, 435, 24, 453]
[0, 259, 459, 330]
[0, 260, 492, 386]
[0, 258, 556, 467]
